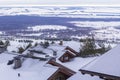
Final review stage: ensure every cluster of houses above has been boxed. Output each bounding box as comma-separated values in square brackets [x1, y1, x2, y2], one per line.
[0, 40, 120, 80]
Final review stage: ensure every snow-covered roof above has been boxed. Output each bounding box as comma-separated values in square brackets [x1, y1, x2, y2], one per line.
[22, 41, 80, 60]
[58, 57, 97, 72]
[0, 52, 16, 64]
[0, 63, 58, 80]
[38, 64, 59, 80]
[0, 63, 41, 80]
[20, 59, 59, 80]
[25, 45, 55, 59]
[29, 45, 44, 52]
[48, 44, 66, 58]
[0, 54, 59, 80]
[67, 72, 102, 80]
[48, 44, 79, 59]
[81, 44, 120, 77]
[64, 41, 80, 52]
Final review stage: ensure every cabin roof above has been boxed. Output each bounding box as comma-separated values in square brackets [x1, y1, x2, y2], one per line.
[38, 64, 59, 80]
[0, 57, 59, 80]
[63, 41, 80, 52]
[81, 44, 120, 77]
[67, 72, 101, 80]
[57, 57, 97, 72]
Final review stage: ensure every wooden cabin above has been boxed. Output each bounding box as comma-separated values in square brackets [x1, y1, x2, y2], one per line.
[48, 59, 76, 80]
[65, 46, 79, 56]
[58, 46, 78, 62]
[59, 50, 76, 62]
[80, 69, 120, 80]
[79, 45, 120, 80]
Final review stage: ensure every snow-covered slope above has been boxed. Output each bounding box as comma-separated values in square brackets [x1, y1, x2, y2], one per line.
[91, 27, 120, 42]
[27, 25, 68, 31]
[70, 21, 120, 29]
[0, 7, 120, 18]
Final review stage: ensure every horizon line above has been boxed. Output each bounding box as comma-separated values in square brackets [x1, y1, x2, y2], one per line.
[0, 4, 120, 7]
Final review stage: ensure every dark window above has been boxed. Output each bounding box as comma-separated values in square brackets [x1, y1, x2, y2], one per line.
[55, 76, 63, 80]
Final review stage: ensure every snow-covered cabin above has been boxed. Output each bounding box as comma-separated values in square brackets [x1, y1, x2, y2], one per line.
[48, 45, 78, 62]
[67, 72, 101, 80]
[25, 42, 79, 63]
[59, 50, 76, 62]
[79, 45, 120, 80]
[48, 58, 76, 80]
[0, 57, 61, 80]
[25, 45, 55, 60]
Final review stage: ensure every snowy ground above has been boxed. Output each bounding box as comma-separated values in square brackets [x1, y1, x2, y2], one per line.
[0, 53, 98, 80]
[70, 21, 120, 29]
[27, 25, 68, 31]
[67, 71, 102, 80]
[91, 27, 120, 42]
[0, 40, 103, 80]
[0, 54, 57, 80]
[58, 57, 98, 72]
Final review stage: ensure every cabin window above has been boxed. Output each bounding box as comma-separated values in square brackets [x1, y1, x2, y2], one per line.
[55, 76, 63, 80]
[64, 56, 69, 60]
[61, 57, 64, 61]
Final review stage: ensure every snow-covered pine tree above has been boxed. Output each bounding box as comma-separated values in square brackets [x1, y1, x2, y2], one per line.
[26, 43, 32, 49]
[80, 37, 96, 57]
[34, 42, 38, 47]
[18, 47, 25, 54]
[0, 40, 4, 45]
[43, 41, 49, 48]
[51, 41, 55, 44]
[106, 44, 112, 51]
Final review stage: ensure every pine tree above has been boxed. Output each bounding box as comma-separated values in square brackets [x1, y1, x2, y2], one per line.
[0, 40, 4, 45]
[59, 40, 63, 45]
[18, 47, 25, 54]
[26, 43, 32, 50]
[43, 41, 49, 48]
[98, 42, 106, 54]
[51, 41, 55, 44]
[34, 42, 38, 47]
[80, 37, 96, 57]
[5, 40, 10, 46]
[106, 44, 112, 51]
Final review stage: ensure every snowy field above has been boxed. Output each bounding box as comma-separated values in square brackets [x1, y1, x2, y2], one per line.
[91, 27, 120, 42]
[27, 25, 68, 31]
[0, 6, 120, 41]
[70, 21, 120, 29]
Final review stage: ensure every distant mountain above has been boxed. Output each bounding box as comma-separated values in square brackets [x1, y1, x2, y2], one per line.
[0, 7, 120, 18]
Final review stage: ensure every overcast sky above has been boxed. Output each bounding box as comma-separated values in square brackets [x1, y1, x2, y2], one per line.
[0, 0, 120, 6]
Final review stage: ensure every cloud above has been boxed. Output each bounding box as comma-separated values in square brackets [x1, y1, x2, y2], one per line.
[0, 0, 120, 6]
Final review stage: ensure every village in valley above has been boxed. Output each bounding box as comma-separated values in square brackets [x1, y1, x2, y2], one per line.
[0, 35, 118, 80]
[0, 5, 120, 80]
